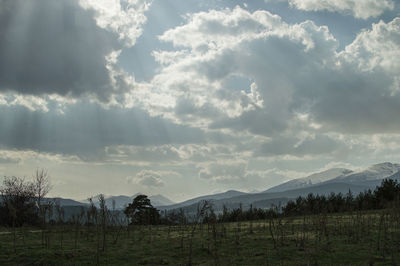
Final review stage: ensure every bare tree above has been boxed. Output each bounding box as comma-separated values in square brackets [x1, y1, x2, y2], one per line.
[33, 169, 52, 211]
[33, 169, 52, 247]
[98, 194, 108, 252]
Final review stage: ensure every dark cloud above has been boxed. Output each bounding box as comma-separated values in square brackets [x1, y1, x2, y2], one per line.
[0, 102, 205, 157]
[304, 68, 400, 134]
[0, 0, 122, 100]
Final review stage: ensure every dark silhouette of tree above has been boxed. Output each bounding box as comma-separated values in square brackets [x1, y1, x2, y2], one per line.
[0, 171, 52, 227]
[124, 195, 160, 225]
[0, 176, 39, 226]
[374, 178, 400, 207]
[33, 169, 52, 221]
[280, 178, 400, 218]
[33, 169, 52, 247]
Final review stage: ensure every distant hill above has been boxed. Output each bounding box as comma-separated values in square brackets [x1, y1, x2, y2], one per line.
[46, 197, 88, 207]
[158, 190, 248, 211]
[163, 182, 372, 215]
[1, 197, 88, 207]
[150, 194, 175, 206]
[158, 162, 400, 213]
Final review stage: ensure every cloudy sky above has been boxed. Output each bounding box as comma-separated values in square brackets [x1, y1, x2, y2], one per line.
[1, 0, 399, 202]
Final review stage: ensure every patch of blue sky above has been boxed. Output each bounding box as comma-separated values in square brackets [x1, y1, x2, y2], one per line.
[223, 74, 253, 93]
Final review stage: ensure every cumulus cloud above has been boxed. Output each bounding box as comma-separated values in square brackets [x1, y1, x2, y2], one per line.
[151, 7, 400, 136]
[305, 18, 400, 133]
[150, 7, 337, 133]
[273, 0, 395, 19]
[126, 169, 179, 187]
[340, 18, 400, 74]
[79, 0, 150, 47]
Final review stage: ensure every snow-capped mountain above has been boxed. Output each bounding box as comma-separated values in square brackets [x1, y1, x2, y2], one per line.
[265, 168, 353, 193]
[266, 162, 400, 193]
[331, 162, 400, 183]
[162, 162, 400, 213]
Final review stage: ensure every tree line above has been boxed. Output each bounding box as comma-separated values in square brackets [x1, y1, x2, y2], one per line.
[282, 178, 400, 216]
[1, 170, 400, 227]
[164, 178, 400, 224]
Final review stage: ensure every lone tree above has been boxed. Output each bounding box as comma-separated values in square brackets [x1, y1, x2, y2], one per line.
[34, 169, 52, 223]
[124, 195, 160, 225]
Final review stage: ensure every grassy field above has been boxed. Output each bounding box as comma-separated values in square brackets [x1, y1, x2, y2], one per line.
[1, 209, 400, 265]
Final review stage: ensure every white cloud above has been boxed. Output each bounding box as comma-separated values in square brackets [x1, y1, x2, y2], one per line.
[0, 149, 80, 165]
[340, 18, 400, 74]
[148, 6, 339, 134]
[0, 94, 49, 112]
[79, 0, 150, 47]
[126, 169, 180, 187]
[149, 7, 400, 136]
[159, 7, 284, 50]
[287, 0, 394, 19]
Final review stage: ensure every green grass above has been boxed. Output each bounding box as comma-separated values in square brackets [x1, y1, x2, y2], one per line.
[1, 209, 400, 265]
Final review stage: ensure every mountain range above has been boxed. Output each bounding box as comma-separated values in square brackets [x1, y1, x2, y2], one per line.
[158, 162, 400, 214]
[266, 162, 400, 193]
[51, 162, 400, 215]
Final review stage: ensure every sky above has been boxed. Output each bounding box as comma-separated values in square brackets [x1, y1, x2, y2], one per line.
[0, 0, 400, 202]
